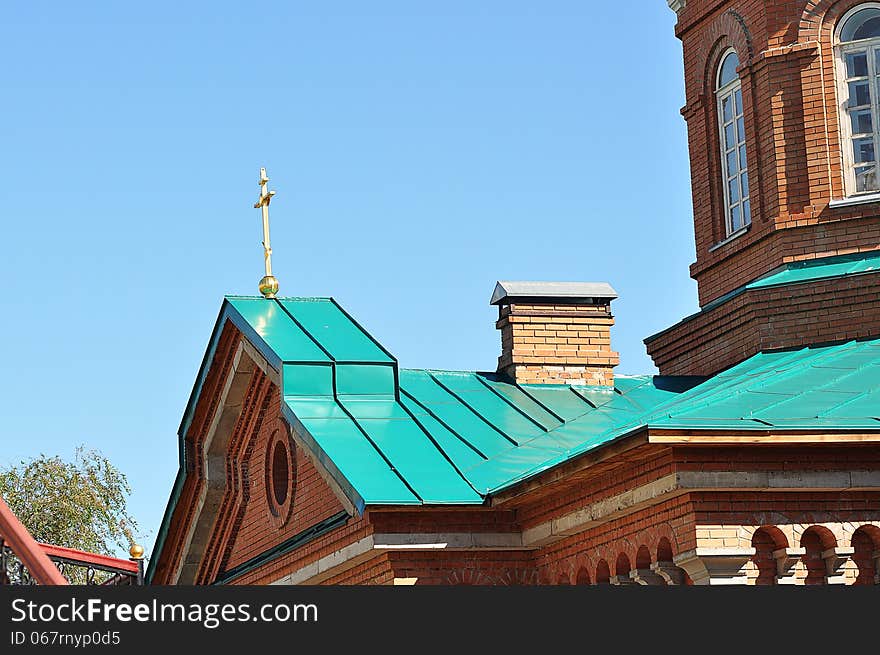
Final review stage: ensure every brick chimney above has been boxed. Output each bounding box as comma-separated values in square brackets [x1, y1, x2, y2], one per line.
[491, 281, 620, 386]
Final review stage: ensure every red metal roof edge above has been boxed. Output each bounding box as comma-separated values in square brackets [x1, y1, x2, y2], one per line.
[0, 496, 68, 585]
[38, 543, 138, 573]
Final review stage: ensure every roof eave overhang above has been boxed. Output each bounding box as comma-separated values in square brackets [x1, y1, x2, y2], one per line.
[148, 298, 237, 584]
[488, 426, 880, 507]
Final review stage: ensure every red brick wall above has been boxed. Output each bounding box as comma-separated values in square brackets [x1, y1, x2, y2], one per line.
[227, 442, 880, 585]
[219, 388, 347, 572]
[672, 0, 880, 306]
[672, 444, 880, 471]
[228, 519, 373, 585]
[368, 509, 520, 534]
[691, 490, 880, 528]
[510, 448, 675, 530]
[322, 554, 394, 585]
[151, 322, 369, 586]
[645, 270, 880, 376]
[533, 495, 696, 585]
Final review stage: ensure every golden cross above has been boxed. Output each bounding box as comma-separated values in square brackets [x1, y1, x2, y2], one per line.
[253, 167, 279, 298]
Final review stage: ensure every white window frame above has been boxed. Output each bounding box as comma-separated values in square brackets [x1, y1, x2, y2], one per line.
[716, 49, 751, 236]
[835, 3, 880, 198]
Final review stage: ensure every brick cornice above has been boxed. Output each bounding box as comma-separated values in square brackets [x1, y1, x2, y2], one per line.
[646, 269, 880, 376]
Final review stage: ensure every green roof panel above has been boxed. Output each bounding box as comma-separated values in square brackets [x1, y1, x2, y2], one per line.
[475, 376, 564, 430]
[282, 363, 334, 397]
[336, 363, 396, 397]
[748, 251, 880, 290]
[339, 398, 481, 503]
[399, 395, 488, 470]
[399, 369, 517, 458]
[518, 385, 596, 422]
[428, 371, 545, 442]
[277, 298, 393, 363]
[226, 297, 329, 363]
[294, 408, 421, 505]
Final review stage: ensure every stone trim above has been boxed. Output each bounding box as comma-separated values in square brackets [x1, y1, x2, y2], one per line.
[521, 469, 880, 548]
[774, 547, 805, 585]
[667, 0, 685, 16]
[522, 474, 681, 547]
[173, 342, 255, 584]
[269, 532, 526, 585]
[674, 547, 755, 585]
[651, 561, 685, 585]
[371, 533, 526, 551]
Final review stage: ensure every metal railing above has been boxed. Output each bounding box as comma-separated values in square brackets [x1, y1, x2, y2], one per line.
[0, 495, 143, 586]
[0, 541, 143, 587]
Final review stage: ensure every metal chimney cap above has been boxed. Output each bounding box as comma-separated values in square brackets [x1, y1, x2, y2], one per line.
[490, 281, 618, 306]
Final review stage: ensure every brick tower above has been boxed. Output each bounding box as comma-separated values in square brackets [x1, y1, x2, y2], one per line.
[647, 0, 880, 376]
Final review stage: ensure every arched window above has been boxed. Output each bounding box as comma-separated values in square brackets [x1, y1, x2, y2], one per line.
[716, 50, 750, 234]
[836, 4, 880, 196]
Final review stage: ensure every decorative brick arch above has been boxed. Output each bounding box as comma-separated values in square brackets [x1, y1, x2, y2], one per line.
[643, 521, 681, 560]
[614, 552, 632, 578]
[497, 568, 540, 586]
[574, 566, 591, 585]
[799, 0, 874, 42]
[800, 525, 839, 584]
[699, 9, 755, 97]
[656, 537, 674, 564]
[851, 524, 880, 585]
[635, 545, 653, 570]
[613, 535, 639, 567]
[840, 519, 880, 545]
[446, 569, 494, 586]
[747, 512, 796, 546]
[751, 526, 789, 585]
[553, 559, 577, 586]
[594, 544, 618, 573]
[573, 554, 594, 584]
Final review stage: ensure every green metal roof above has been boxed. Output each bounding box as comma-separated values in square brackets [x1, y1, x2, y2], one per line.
[747, 250, 880, 290]
[644, 338, 880, 431]
[176, 296, 880, 511]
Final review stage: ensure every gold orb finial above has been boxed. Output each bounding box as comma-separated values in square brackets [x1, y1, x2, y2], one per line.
[129, 543, 145, 560]
[254, 167, 280, 299]
[259, 275, 280, 299]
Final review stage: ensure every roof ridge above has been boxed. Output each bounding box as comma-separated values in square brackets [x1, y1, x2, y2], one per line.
[224, 294, 333, 301]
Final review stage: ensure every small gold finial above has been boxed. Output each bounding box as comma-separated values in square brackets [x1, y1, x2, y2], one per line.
[129, 544, 145, 560]
[254, 167, 279, 299]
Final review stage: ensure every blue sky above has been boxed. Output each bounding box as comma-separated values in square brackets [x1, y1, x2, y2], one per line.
[0, 2, 695, 555]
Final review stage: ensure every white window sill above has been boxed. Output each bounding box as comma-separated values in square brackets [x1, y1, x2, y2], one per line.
[829, 192, 880, 208]
[708, 224, 750, 253]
